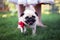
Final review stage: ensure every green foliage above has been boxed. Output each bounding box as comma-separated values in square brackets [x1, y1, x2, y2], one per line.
[5, 0, 16, 10]
[0, 12, 60, 40]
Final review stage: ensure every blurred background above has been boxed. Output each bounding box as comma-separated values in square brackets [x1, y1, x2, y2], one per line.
[0, 0, 60, 40]
[0, 0, 60, 14]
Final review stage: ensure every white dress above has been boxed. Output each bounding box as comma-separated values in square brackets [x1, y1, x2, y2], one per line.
[18, 0, 54, 4]
[8, 0, 54, 5]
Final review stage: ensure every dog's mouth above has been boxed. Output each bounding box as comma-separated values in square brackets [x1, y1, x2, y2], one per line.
[28, 22, 34, 25]
[25, 18, 36, 25]
[25, 21, 35, 25]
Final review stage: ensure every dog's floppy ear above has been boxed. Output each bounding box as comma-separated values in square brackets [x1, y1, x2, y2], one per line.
[35, 12, 38, 16]
[20, 13, 24, 17]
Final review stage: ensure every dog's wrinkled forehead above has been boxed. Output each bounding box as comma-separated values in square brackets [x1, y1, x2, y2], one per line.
[20, 9, 38, 17]
[24, 9, 35, 16]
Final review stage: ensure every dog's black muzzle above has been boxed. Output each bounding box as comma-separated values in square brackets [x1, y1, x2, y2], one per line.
[25, 16, 36, 25]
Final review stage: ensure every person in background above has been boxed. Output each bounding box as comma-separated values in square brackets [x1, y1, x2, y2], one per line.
[8, 0, 54, 27]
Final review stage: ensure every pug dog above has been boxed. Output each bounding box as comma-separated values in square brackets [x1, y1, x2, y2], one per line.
[18, 5, 39, 35]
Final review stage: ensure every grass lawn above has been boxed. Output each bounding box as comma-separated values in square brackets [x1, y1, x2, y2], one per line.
[0, 12, 60, 40]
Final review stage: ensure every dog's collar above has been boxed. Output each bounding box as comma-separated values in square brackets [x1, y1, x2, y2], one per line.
[18, 21, 25, 28]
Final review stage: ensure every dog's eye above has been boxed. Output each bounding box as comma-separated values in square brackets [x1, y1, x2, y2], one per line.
[32, 15, 35, 18]
[25, 16, 29, 19]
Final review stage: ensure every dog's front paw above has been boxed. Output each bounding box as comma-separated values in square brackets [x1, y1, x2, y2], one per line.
[17, 26, 24, 33]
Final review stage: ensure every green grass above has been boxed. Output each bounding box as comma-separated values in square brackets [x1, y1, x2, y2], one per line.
[0, 12, 60, 40]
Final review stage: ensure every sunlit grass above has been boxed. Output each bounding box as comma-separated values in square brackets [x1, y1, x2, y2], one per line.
[0, 12, 17, 18]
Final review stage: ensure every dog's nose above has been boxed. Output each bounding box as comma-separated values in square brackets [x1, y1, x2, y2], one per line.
[29, 18, 32, 21]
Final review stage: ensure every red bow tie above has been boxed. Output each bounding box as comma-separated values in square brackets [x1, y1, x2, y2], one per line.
[18, 21, 25, 28]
